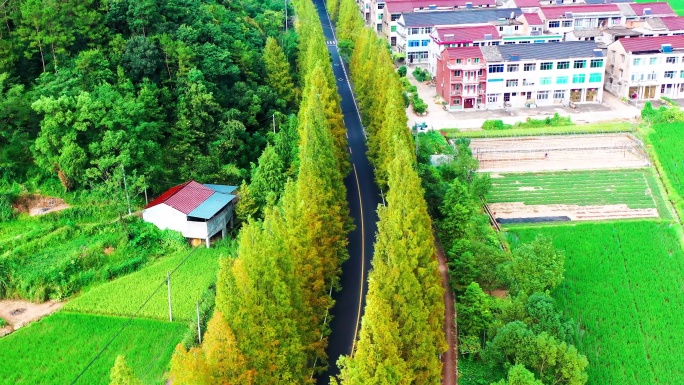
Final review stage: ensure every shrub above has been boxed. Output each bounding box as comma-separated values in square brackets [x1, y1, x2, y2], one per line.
[413, 98, 428, 114]
[397, 65, 407, 77]
[0, 194, 13, 222]
[482, 120, 505, 130]
[412, 67, 431, 82]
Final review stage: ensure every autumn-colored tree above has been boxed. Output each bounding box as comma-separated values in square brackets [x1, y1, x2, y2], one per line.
[109, 355, 143, 385]
[264, 37, 296, 108]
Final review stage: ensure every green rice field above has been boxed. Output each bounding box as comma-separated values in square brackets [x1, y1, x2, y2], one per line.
[0, 312, 185, 385]
[649, 122, 684, 217]
[507, 221, 684, 385]
[488, 169, 672, 218]
[66, 247, 223, 322]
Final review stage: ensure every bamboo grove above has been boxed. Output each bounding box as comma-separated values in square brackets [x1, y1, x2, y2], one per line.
[329, 0, 447, 383]
[168, 0, 351, 382]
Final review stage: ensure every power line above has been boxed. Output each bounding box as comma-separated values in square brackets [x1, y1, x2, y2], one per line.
[69, 246, 200, 385]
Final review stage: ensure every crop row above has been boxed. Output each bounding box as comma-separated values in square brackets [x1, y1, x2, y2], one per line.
[66, 247, 223, 322]
[649, 123, 684, 218]
[508, 220, 684, 385]
[0, 312, 185, 385]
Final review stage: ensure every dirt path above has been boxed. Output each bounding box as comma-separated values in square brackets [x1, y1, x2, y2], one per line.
[0, 300, 64, 337]
[435, 231, 457, 384]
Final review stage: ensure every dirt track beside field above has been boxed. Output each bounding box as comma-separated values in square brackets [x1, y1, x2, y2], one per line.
[489, 202, 658, 221]
[0, 300, 63, 337]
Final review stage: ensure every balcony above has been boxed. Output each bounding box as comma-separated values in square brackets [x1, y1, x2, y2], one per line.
[447, 62, 486, 70]
[452, 89, 485, 96]
[462, 77, 482, 84]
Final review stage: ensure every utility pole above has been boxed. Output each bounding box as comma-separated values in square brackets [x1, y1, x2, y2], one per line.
[272, 114, 276, 134]
[167, 272, 173, 322]
[121, 164, 132, 215]
[197, 301, 202, 344]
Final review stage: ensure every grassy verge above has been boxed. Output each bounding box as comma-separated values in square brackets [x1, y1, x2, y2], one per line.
[66, 245, 225, 322]
[507, 220, 684, 385]
[443, 122, 634, 138]
[0, 312, 185, 385]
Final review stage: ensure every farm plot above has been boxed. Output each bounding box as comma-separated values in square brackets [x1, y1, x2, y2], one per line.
[469, 133, 649, 173]
[487, 169, 671, 221]
[649, 122, 684, 217]
[0, 312, 185, 385]
[66, 247, 223, 322]
[507, 221, 684, 385]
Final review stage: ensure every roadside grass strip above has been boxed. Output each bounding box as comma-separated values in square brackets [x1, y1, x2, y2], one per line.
[443, 122, 634, 139]
[0, 312, 185, 385]
[65, 247, 222, 322]
[487, 169, 671, 217]
[507, 221, 684, 385]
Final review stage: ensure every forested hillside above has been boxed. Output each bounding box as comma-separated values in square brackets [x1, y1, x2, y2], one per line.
[0, 0, 296, 195]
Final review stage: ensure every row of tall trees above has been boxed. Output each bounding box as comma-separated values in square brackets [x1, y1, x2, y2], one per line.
[169, 0, 352, 382]
[330, 1, 447, 383]
[0, 0, 297, 195]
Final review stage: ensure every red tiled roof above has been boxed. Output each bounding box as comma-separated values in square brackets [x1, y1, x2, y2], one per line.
[515, 0, 540, 8]
[145, 180, 215, 214]
[522, 12, 543, 24]
[629, 2, 675, 16]
[386, 0, 495, 13]
[618, 35, 684, 52]
[540, 4, 620, 19]
[662, 16, 684, 30]
[435, 25, 500, 43]
[443, 46, 485, 59]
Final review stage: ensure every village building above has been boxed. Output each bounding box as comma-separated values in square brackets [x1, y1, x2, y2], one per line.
[142, 181, 238, 248]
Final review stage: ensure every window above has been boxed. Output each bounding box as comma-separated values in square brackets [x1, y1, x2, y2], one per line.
[421, 40, 430, 46]
[487, 95, 498, 103]
[391, 26, 397, 32]
[540, 77, 552, 85]
[537, 90, 549, 100]
[554, 89, 566, 99]
[572, 74, 586, 83]
[589, 73, 602, 83]
[541, 62, 553, 70]
[562, 20, 572, 27]
[557, 61, 570, 69]
[650, 57, 658, 65]
[489, 64, 504, 73]
[667, 56, 678, 64]
[408, 40, 420, 47]
[506, 79, 519, 87]
[499, 26, 504, 31]
[573, 60, 586, 69]
[647, 71, 657, 80]
[515, 26, 519, 30]
[477, 69, 483, 76]
[378, 14, 383, 20]
[456, 58, 462, 64]
[524, 63, 536, 71]
[523, 79, 535, 86]
[665, 71, 675, 79]
[474, 58, 480, 63]
[454, 70, 462, 76]
[590, 59, 603, 68]
[549, 21, 560, 28]
[633, 58, 642, 66]
[391, 14, 400, 21]
[504, 93, 511, 101]
[409, 28, 420, 34]
[556, 76, 568, 84]
[507, 64, 519, 72]
[680, 70, 684, 78]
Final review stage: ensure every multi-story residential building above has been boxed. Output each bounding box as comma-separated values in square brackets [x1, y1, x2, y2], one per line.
[356, 0, 372, 22]
[604, 36, 684, 100]
[382, 0, 497, 45]
[435, 47, 488, 108]
[397, 8, 522, 61]
[435, 41, 605, 109]
[428, 25, 502, 73]
[537, 4, 625, 37]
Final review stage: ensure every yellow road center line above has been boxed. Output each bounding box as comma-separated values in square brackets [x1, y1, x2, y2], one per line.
[350, 162, 365, 356]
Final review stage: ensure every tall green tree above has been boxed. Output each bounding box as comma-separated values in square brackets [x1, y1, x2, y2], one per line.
[109, 355, 143, 385]
[503, 236, 565, 296]
[263, 37, 295, 108]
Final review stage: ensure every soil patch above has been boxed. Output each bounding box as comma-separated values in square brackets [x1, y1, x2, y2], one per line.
[490, 202, 658, 222]
[13, 194, 69, 217]
[469, 133, 648, 173]
[487, 289, 509, 299]
[0, 300, 64, 337]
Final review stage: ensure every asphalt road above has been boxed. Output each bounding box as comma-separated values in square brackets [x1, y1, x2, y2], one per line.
[311, 0, 383, 383]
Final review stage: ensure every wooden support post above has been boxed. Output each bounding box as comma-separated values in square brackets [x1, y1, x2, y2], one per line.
[167, 272, 173, 322]
[197, 301, 202, 344]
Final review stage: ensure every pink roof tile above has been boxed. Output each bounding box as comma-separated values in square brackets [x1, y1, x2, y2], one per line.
[515, 0, 541, 7]
[147, 180, 215, 214]
[540, 4, 620, 19]
[386, 0, 495, 13]
[662, 16, 684, 30]
[443, 46, 485, 59]
[629, 2, 675, 16]
[435, 25, 500, 42]
[618, 35, 684, 52]
[522, 12, 543, 24]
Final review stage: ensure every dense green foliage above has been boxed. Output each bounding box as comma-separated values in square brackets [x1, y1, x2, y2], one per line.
[487, 170, 664, 210]
[508, 221, 684, 385]
[648, 122, 684, 218]
[65, 246, 223, 321]
[0, 312, 185, 385]
[0, 207, 186, 301]
[0, 0, 296, 194]
[641, 101, 684, 124]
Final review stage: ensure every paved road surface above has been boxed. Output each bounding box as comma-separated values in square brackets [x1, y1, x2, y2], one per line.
[311, 0, 383, 383]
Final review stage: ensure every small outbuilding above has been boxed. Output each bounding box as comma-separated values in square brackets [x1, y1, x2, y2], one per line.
[142, 181, 238, 247]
